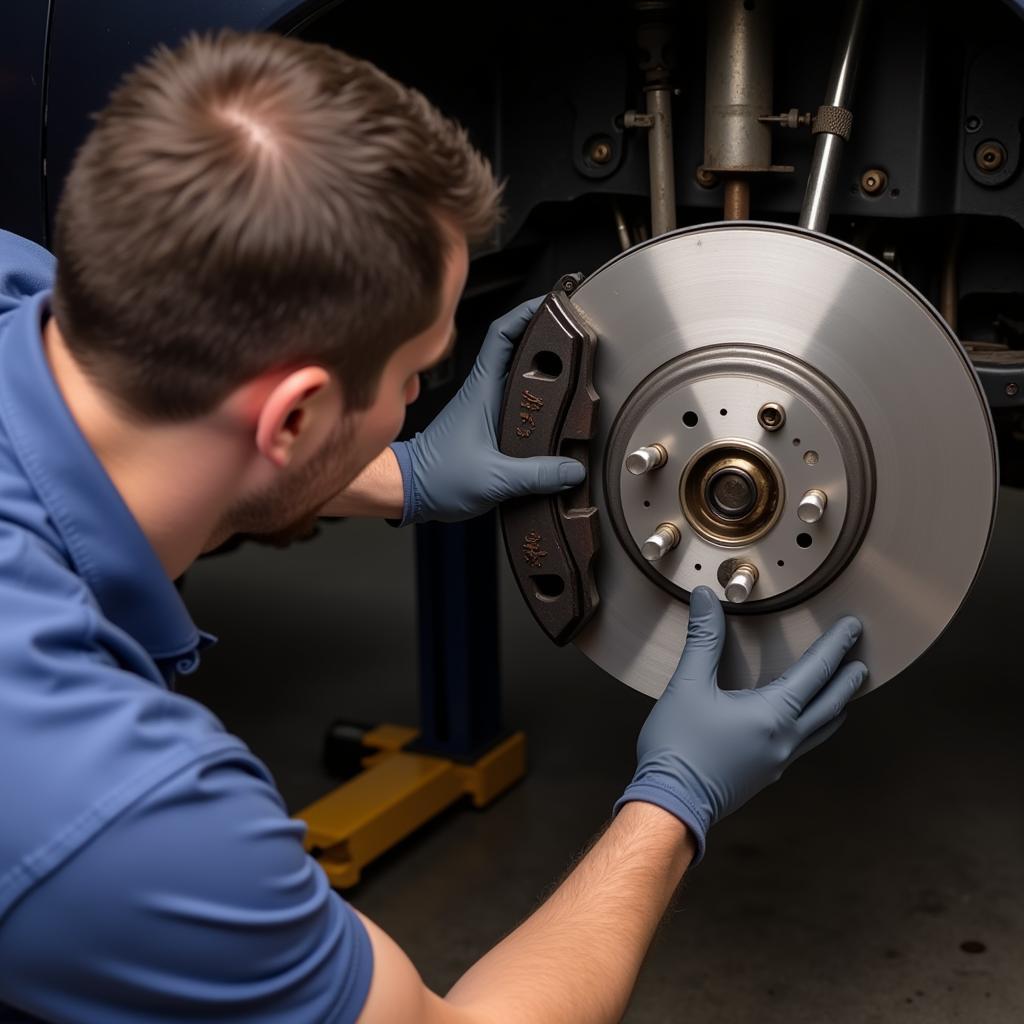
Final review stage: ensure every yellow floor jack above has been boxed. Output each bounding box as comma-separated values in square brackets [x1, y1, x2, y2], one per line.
[295, 517, 526, 889]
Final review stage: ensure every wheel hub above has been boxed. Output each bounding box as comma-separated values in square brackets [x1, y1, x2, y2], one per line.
[563, 222, 996, 696]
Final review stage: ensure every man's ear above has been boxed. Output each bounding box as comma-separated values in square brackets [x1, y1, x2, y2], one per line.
[254, 366, 333, 467]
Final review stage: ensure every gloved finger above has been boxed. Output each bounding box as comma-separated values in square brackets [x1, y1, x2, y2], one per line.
[475, 296, 545, 380]
[786, 711, 847, 765]
[763, 616, 862, 713]
[670, 586, 726, 691]
[494, 454, 586, 497]
[796, 660, 868, 736]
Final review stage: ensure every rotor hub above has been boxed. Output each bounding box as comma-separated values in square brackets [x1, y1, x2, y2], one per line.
[562, 222, 996, 695]
[609, 344, 873, 612]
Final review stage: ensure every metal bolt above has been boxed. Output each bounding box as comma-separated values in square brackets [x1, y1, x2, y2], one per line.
[1007, 381, 1020, 398]
[860, 168, 888, 196]
[797, 488, 828, 524]
[757, 402, 786, 432]
[624, 110, 655, 130]
[589, 138, 613, 165]
[975, 141, 1007, 173]
[724, 563, 759, 604]
[695, 166, 719, 189]
[759, 109, 813, 130]
[641, 522, 681, 562]
[625, 443, 668, 475]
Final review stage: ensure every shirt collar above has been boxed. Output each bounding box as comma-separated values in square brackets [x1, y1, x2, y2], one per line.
[0, 292, 205, 661]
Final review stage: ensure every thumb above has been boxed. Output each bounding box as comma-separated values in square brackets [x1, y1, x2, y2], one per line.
[476, 296, 546, 380]
[672, 586, 726, 690]
[498, 455, 586, 497]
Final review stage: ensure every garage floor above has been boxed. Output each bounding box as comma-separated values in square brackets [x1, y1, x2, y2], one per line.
[179, 486, 1024, 1024]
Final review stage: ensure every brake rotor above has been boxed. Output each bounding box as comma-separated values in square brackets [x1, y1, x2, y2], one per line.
[567, 222, 996, 698]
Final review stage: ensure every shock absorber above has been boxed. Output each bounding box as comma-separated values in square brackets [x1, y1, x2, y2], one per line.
[700, 0, 792, 219]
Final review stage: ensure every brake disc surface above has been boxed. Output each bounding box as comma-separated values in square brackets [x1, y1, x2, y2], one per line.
[569, 223, 997, 697]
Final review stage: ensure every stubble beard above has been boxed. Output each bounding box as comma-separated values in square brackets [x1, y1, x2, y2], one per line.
[207, 415, 359, 550]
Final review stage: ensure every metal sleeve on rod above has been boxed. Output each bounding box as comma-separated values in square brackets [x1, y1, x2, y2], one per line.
[799, 0, 867, 233]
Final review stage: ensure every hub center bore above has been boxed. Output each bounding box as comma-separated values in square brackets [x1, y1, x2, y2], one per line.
[705, 466, 757, 519]
[681, 442, 783, 545]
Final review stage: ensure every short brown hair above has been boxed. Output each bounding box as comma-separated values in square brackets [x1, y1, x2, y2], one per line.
[52, 31, 501, 421]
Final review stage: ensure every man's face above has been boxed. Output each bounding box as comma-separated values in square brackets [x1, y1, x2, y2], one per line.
[219, 226, 470, 542]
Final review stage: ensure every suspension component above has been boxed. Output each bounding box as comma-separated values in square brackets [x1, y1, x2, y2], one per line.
[799, 0, 868, 232]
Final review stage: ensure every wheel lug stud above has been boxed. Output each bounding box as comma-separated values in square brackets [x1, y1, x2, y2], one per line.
[641, 522, 681, 561]
[797, 488, 827, 523]
[626, 443, 668, 475]
[724, 563, 759, 603]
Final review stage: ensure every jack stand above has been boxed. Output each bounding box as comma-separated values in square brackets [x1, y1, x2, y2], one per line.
[297, 725, 525, 888]
[295, 514, 523, 888]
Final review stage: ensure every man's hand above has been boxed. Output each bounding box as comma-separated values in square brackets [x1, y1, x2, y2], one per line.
[616, 586, 867, 862]
[390, 297, 586, 524]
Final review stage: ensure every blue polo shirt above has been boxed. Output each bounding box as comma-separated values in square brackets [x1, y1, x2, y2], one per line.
[0, 231, 373, 1023]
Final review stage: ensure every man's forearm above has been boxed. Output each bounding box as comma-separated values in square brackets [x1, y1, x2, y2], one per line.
[444, 802, 694, 1024]
[319, 447, 404, 519]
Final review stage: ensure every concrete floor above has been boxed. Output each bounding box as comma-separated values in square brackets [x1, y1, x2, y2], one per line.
[179, 487, 1024, 1023]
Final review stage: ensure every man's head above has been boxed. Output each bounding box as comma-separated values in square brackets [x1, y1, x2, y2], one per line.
[50, 30, 497, 537]
[216, 220, 468, 543]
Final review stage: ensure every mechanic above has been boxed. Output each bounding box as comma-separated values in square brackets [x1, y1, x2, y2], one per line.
[0, 31, 867, 1023]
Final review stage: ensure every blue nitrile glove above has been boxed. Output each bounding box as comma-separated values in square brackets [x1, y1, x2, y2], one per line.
[615, 587, 867, 863]
[389, 297, 586, 525]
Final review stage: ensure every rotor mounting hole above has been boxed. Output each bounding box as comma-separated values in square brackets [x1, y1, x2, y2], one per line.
[719, 408, 728, 416]
[777, 559, 785, 566]
[682, 411, 699, 427]
[694, 563, 702, 571]
[525, 350, 562, 381]
[532, 574, 565, 601]
[792, 437, 801, 446]
[643, 500, 651, 507]
[796, 533, 813, 548]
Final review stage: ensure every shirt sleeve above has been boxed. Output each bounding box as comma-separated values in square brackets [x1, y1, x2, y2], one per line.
[0, 229, 55, 314]
[0, 747, 374, 1024]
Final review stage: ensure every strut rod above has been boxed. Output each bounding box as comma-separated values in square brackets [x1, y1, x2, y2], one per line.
[799, 0, 868, 233]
